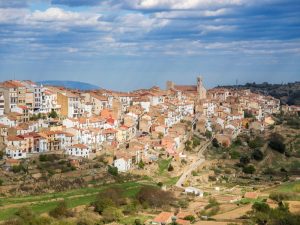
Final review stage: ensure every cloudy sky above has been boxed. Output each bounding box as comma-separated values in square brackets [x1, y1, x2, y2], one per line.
[0, 0, 299, 91]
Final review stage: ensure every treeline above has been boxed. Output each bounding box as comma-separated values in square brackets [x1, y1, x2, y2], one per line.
[218, 81, 300, 105]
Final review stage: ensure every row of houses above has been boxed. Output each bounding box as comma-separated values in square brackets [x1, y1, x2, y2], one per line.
[0, 78, 293, 173]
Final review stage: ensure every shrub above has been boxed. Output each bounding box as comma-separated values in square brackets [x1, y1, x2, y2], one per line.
[229, 150, 240, 159]
[136, 186, 175, 208]
[212, 138, 219, 148]
[49, 201, 73, 218]
[184, 215, 196, 223]
[205, 130, 212, 139]
[102, 207, 123, 223]
[178, 199, 189, 208]
[157, 182, 163, 187]
[134, 219, 143, 225]
[269, 192, 292, 202]
[138, 160, 145, 169]
[92, 196, 114, 214]
[243, 165, 256, 174]
[269, 133, 286, 153]
[248, 136, 264, 149]
[240, 155, 250, 165]
[252, 149, 264, 161]
[0, 179, 3, 186]
[48, 109, 58, 119]
[168, 164, 174, 171]
[108, 165, 118, 176]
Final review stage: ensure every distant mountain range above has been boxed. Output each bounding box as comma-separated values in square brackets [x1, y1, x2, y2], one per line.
[218, 81, 300, 106]
[37, 80, 100, 91]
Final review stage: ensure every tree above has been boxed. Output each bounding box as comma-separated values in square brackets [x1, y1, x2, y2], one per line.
[12, 207, 52, 225]
[184, 215, 196, 223]
[92, 197, 114, 214]
[212, 138, 219, 148]
[248, 136, 264, 149]
[108, 165, 118, 176]
[136, 186, 175, 208]
[240, 155, 250, 165]
[92, 187, 125, 214]
[168, 164, 174, 171]
[134, 219, 143, 225]
[102, 207, 123, 223]
[252, 149, 264, 161]
[243, 165, 256, 174]
[48, 109, 58, 119]
[138, 160, 145, 169]
[250, 202, 300, 225]
[269, 133, 286, 153]
[205, 130, 212, 139]
[49, 201, 73, 218]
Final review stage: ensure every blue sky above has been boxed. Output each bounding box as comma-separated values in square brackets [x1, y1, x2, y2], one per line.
[0, 0, 299, 91]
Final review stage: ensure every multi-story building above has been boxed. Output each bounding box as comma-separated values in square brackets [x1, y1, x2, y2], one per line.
[57, 91, 84, 118]
[0, 81, 18, 113]
[0, 93, 4, 116]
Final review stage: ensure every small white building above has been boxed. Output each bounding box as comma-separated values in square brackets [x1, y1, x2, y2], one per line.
[113, 157, 132, 172]
[65, 144, 90, 158]
[184, 187, 204, 197]
[6, 146, 27, 159]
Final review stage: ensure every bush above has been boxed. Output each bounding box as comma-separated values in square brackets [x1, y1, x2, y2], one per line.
[48, 109, 58, 119]
[178, 199, 189, 208]
[138, 160, 145, 169]
[205, 130, 212, 139]
[252, 149, 264, 161]
[269, 133, 286, 153]
[243, 165, 256, 174]
[240, 155, 250, 165]
[92, 197, 114, 214]
[212, 138, 219, 148]
[192, 136, 201, 148]
[248, 136, 264, 149]
[102, 207, 123, 223]
[49, 201, 73, 218]
[184, 215, 196, 223]
[168, 164, 174, 171]
[11, 165, 26, 173]
[136, 186, 175, 208]
[108, 165, 118, 176]
[134, 219, 142, 225]
[0, 179, 3, 186]
[269, 192, 292, 202]
[229, 150, 240, 159]
[39, 154, 59, 162]
[92, 187, 125, 214]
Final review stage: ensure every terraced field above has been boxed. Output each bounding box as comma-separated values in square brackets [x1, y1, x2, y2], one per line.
[0, 181, 144, 221]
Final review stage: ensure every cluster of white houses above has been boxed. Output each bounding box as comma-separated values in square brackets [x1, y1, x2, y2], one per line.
[1, 77, 297, 172]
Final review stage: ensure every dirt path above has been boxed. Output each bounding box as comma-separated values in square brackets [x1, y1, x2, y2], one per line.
[175, 139, 211, 188]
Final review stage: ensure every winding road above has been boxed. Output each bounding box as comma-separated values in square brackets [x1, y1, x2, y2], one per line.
[175, 139, 211, 188]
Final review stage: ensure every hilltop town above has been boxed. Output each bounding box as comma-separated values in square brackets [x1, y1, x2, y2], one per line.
[0, 77, 299, 225]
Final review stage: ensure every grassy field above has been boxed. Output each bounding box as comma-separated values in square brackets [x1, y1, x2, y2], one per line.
[268, 180, 300, 193]
[157, 158, 172, 174]
[0, 181, 145, 221]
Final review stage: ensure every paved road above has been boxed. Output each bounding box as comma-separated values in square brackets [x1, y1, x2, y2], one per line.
[175, 140, 211, 188]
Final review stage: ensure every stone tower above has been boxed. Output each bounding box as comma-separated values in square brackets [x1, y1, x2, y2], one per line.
[197, 76, 207, 99]
[166, 80, 175, 90]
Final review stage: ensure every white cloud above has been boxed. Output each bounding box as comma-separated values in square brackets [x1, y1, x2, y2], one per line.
[154, 8, 231, 19]
[30, 7, 81, 22]
[121, 0, 244, 10]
